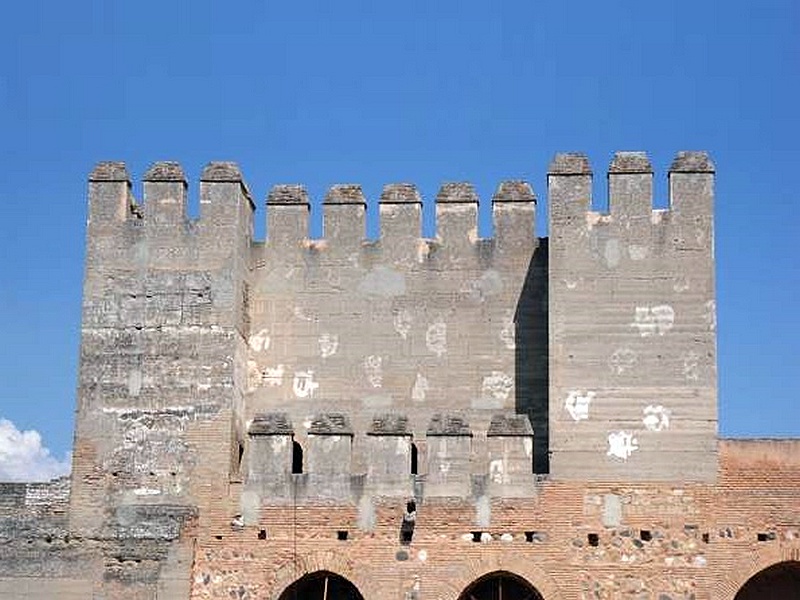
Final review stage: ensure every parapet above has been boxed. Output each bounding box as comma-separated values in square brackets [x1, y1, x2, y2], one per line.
[547, 151, 714, 217]
[87, 161, 539, 251]
[85, 160, 254, 266]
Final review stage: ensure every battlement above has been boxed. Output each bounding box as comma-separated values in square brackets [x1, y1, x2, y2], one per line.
[548, 150, 714, 219]
[243, 411, 535, 508]
[88, 161, 538, 254]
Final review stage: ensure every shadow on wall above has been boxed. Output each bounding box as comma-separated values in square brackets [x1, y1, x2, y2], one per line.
[515, 239, 549, 474]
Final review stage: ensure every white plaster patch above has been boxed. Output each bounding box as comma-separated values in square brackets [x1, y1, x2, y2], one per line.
[489, 459, 505, 484]
[500, 310, 516, 349]
[411, 373, 429, 403]
[132, 487, 161, 496]
[565, 390, 595, 421]
[364, 355, 383, 388]
[682, 351, 700, 381]
[642, 405, 671, 432]
[482, 372, 513, 402]
[292, 307, 315, 322]
[673, 277, 690, 292]
[461, 533, 474, 542]
[262, 365, 285, 387]
[318, 333, 339, 358]
[271, 436, 288, 452]
[500, 533, 514, 542]
[292, 370, 319, 398]
[604, 238, 621, 268]
[417, 549, 427, 562]
[609, 347, 637, 374]
[628, 244, 648, 261]
[248, 328, 271, 352]
[426, 320, 447, 357]
[607, 431, 639, 461]
[481, 532, 493, 542]
[524, 438, 533, 458]
[393, 308, 412, 339]
[564, 277, 580, 290]
[246, 360, 261, 391]
[631, 305, 674, 336]
[703, 299, 716, 331]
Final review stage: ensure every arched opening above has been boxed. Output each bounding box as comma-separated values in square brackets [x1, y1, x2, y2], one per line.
[278, 570, 364, 600]
[734, 560, 800, 600]
[458, 570, 544, 600]
[292, 440, 304, 474]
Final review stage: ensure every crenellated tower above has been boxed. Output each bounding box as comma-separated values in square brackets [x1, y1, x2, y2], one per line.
[70, 151, 718, 555]
[71, 161, 254, 542]
[548, 151, 717, 481]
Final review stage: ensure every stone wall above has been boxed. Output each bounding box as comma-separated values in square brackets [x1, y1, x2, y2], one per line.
[1, 152, 796, 599]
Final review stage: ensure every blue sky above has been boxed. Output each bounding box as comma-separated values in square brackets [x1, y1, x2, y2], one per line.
[0, 0, 798, 477]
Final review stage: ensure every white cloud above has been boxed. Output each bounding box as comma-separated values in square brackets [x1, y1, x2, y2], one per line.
[0, 418, 71, 482]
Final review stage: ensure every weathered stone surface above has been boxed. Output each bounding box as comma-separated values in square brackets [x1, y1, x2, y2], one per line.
[6, 154, 797, 600]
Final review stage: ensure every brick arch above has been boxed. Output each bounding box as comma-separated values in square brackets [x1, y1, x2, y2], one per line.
[437, 554, 562, 600]
[267, 550, 375, 600]
[713, 545, 800, 600]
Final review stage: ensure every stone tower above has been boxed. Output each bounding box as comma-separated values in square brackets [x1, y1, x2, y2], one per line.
[548, 151, 717, 480]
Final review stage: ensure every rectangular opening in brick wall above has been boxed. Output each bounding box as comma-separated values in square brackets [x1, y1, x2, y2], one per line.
[702, 533, 709, 543]
[471, 531, 483, 543]
[757, 532, 776, 542]
[258, 529, 266, 540]
[337, 530, 349, 541]
[588, 533, 599, 547]
[640, 530, 652, 542]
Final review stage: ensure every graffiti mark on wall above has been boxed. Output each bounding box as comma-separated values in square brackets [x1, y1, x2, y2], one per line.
[703, 299, 716, 331]
[292, 370, 319, 398]
[609, 348, 637, 374]
[393, 308, 412, 339]
[642, 405, 670, 432]
[482, 371, 513, 402]
[411, 372, 429, 402]
[364, 355, 383, 388]
[607, 431, 639, 461]
[500, 310, 516, 350]
[318, 333, 339, 358]
[673, 276, 690, 293]
[682, 352, 700, 381]
[248, 328, 271, 352]
[426, 320, 447, 357]
[565, 391, 595, 421]
[262, 365, 285, 387]
[247, 360, 261, 391]
[489, 459, 505, 484]
[631, 305, 674, 337]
